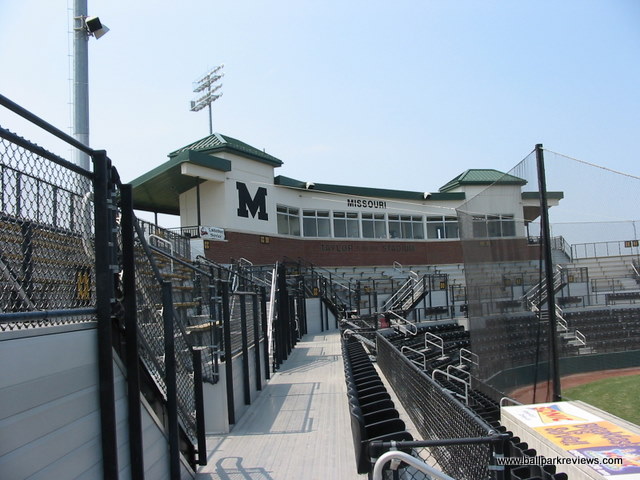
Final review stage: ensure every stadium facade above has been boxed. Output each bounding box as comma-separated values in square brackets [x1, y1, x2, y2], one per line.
[131, 132, 561, 266]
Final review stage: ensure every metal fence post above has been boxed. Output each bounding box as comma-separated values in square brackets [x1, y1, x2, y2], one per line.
[239, 294, 250, 405]
[252, 292, 262, 391]
[260, 286, 270, 380]
[192, 349, 207, 466]
[93, 150, 119, 479]
[220, 280, 235, 425]
[121, 184, 145, 479]
[162, 281, 180, 479]
[276, 263, 289, 365]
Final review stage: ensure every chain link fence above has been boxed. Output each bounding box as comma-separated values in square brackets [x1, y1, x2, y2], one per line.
[376, 331, 497, 480]
[0, 129, 95, 329]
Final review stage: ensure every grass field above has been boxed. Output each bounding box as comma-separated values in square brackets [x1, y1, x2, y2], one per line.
[563, 374, 640, 426]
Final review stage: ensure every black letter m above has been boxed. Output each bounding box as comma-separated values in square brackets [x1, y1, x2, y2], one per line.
[236, 182, 269, 221]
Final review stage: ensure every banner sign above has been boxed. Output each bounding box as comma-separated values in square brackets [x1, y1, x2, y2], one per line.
[503, 402, 640, 478]
[200, 226, 225, 241]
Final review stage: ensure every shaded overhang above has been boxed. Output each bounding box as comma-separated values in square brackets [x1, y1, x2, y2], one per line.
[521, 191, 564, 223]
[130, 149, 231, 215]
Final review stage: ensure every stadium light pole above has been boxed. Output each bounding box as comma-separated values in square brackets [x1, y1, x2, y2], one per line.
[535, 143, 562, 402]
[72, 0, 109, 171]
[190, 65, 224, 135]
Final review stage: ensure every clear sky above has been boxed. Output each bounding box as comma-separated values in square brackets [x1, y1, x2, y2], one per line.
[1, 1, 639, 205]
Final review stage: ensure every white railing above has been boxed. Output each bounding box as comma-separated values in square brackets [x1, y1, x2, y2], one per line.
[523, 266, 564, 310]
[372, 451, 456, 480]
[447, 364, 471, 382]
[459, 348, 479, 370]
[267, 263, 278, 365]
[432, 368, 469, 405]
[401, 345, 427, 370]
[387, 311, 417, 335]
[425, 332, 447, 360]
[383, 271, 427, 312]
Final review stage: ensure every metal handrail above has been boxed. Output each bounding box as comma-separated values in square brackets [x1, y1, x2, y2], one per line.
[459, 348, 479, 368]
[401, 345, 427, 370]
[500, 396, 523, 407]
[432, 368, 469, 405]
[149, 234, 174, 272]
[387, 311, 417, 335]
[425, 331, 447, 360]
[372, 450, 456, 480]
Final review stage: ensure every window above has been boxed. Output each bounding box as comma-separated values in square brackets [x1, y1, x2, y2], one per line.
[276, 205, 300, 236]
[472, 214, 516, 238]
[303, 210, 331, 237]
[427, 216, 459, 239]
[333, 211, 359, 238]
[388, 214, 424, 239]
[362, 213, 386, 238]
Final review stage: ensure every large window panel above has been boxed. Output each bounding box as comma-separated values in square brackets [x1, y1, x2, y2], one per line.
[277, 205, 300, 236]
[362, 213, 386, 239]
[303, 209, 331, 237]
[333, 211, 359, 238]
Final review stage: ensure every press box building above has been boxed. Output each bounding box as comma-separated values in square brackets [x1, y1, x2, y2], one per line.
[131, 133, 558, 267]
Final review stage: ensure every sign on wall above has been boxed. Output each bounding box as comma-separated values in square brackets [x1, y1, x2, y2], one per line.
[200, 226, 225, 241]
[236, 181, 269, 221]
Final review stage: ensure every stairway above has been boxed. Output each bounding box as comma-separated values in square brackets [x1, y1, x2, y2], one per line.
[382, 272, 431, 314]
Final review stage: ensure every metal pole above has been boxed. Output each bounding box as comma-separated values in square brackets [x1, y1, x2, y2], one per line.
[260, 286, 270, 380]
[162, 281, 181, 479]
[535, 144, 562, 401]
[196, 179, 202, 228]
[220, 280, 235, 425]
[121, 184, 145, 479]
[208, 103, 213, 135]
[192, 349, 207, 466]
[252, 293, 262, 391]
[93, 150, 119, 479]
[73, 0, 90, 170]
[239, 295, 250, 405]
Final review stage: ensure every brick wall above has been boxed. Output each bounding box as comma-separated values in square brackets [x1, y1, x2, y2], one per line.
[203, 231, 535, 266]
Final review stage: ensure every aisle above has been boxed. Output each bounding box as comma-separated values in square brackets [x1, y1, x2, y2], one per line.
[196, 331, 362, 479]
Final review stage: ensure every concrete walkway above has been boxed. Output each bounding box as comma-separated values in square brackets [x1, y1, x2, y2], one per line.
[196, 331, 362, 480]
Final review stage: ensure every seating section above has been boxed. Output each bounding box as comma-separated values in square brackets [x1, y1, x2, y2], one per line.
[341, 336, 413, 474]
[386, 323, 569, 480]
[386, 322, 471, 373]
[564, 307, 640, 352]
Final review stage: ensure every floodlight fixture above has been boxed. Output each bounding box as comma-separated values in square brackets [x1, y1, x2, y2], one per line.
[190, 65, 224, 134]
[84, 16, 109, 39]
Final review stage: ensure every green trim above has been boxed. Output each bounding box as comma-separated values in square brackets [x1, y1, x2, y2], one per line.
[439, 169, 527, 193]
[170, 133, 283, 167]
[521, 191, 565, 200]
[274, 175, 465, 201]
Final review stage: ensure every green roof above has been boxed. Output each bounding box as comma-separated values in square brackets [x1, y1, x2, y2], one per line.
[274, 176, 465, 201]
[170, 133, 283, 167]
[439, 169, 527, 192]
[131, 149, 231, 214]
[521, 191, 565, 201]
